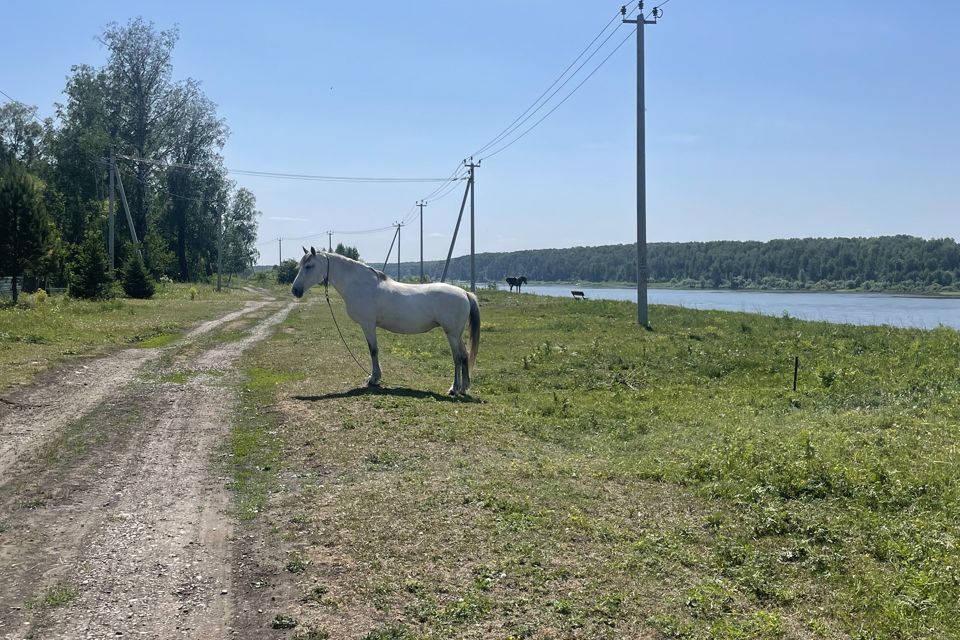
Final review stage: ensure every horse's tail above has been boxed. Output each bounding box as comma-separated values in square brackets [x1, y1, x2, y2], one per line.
[467, 292, 480, 369]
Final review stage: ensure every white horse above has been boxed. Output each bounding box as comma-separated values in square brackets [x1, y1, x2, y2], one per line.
[291, 247, 480, 395]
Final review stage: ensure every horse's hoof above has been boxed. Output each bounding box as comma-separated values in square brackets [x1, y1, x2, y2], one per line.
[448, 387, 458, 396]
[367, 379, 381, 388]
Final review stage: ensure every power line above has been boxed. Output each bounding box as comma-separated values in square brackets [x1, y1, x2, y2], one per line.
[646, 0, 671, 19]
[470, 2, 637, 158]
[0, 89, 46, 125]
[227, 169, 455, 183]
[115, 154, 455, 183]
[481, 29, 635, 161]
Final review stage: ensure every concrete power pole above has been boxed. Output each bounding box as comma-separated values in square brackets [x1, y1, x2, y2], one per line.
[108, 150, 115, 272]
[440, 180, 471, 283]
[278, 237, 282, 266]
[417, 201, 426, 282]
[623, 3, 659, 327]
[327, 231, 333, 252]
[465, 157, 481, 292]
[396, 222, 403, 279]
[216, 207, 223, 292]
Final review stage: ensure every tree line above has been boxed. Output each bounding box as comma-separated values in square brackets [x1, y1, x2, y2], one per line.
[0, 18, 260, 302]
[395, 236, 960, 292]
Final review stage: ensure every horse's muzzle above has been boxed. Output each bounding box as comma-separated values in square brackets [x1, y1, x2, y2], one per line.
[291, 285, 303, 298]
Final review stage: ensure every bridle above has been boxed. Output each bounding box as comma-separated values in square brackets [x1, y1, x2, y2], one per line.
[319, 254, 369, 376]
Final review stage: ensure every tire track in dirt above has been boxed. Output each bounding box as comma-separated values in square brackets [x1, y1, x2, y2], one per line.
[0, 300, 270, 478]
[0, 301, 293, 639]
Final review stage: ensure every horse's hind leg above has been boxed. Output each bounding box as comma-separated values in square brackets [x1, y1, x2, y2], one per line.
[362, 324, 382, 387]
[445, 332, 466, 395]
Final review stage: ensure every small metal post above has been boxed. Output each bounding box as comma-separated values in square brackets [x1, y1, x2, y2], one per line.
[793, 356, 800, 391]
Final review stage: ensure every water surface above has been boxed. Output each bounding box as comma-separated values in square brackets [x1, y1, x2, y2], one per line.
[496, 284, 960, 330]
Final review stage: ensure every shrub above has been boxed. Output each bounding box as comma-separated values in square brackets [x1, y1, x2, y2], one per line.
[69, 230, 114, 299]
[189, 286, 198, 300]
[277, 259, 299, 284]
[121, 252, 155, 299]
[33, 288, 48, 306]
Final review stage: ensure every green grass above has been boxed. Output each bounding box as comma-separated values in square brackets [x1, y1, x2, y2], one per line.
[26, 584, 78, 611]
[0, 283, 261, 390]
[231, 291, 960, 639]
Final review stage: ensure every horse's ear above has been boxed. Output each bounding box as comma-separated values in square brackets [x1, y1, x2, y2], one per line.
[303, 246, 308, 255]
[310, 246, 316, 256]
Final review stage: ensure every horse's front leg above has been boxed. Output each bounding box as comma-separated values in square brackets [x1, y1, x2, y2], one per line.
[361, 324, 382, 387]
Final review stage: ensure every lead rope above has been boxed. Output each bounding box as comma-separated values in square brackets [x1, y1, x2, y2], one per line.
[323, 258, 370, 376]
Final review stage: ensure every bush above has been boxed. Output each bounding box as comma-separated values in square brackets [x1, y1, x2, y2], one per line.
[189, 286, 198, 300]
[69, 230, 114, 299]
[121, 252, 155, 299]
[277, 259, 299, 284]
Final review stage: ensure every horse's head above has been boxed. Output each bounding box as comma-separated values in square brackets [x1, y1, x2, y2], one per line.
[520, 276, 528, 284]
[291, 246, 328, 298]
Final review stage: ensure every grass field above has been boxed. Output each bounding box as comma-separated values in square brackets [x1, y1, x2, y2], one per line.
[0, 283, 261, 390]
[229, 290, 960, 639]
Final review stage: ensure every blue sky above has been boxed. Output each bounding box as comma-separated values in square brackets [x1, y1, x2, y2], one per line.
[3, 1, 958, 264]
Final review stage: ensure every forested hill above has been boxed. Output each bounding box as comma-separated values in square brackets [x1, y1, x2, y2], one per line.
[397, 236, 960, 291]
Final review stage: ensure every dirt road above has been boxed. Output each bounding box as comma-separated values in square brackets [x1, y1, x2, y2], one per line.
[0, 296, 292, 639]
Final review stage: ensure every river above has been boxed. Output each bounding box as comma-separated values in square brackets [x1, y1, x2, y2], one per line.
[494, 284, 960, 330]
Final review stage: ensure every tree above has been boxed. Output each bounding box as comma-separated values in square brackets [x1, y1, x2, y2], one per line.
[69, 229, 113, 299]
[335, 242, 360, 261]
[49, 64, 112, 246]
[221, 188, 260, 283]
[0, 161, 51, 303]
[102, 18, 182, 241]
[121, 251, 155, 298]
[0, 103, 47, 169]
[165, 80, 228, 280]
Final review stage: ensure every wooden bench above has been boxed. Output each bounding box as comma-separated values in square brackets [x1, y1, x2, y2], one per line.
[571, 290, 586, 300]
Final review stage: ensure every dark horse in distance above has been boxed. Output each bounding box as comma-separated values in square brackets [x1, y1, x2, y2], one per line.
[505, 276, 528, 293]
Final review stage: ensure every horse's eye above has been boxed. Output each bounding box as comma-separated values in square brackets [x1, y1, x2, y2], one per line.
[304, 264, 313, 270]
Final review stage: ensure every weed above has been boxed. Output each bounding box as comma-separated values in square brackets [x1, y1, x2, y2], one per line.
[361, 625, 414, 640]
[26, 584, 78, 611]
[272, 614, 298, 629]
[286, 552, 309, 574]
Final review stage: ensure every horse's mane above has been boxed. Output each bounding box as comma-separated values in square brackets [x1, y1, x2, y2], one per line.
[323, 250, 390, 282]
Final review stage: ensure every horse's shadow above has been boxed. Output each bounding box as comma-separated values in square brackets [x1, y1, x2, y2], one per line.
[293, 385, 481, 403]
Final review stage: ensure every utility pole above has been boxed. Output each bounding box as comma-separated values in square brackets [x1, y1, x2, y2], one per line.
[382, 223, 400, 273]
[465, 157, 481, 292]
[108, 150, 115, 272]
[396, 222, 403, 279]
[623, 3, 660, 327]
[417, 200, 426, 282]
[327, 231, 333, 252]
[440, 179, 471, 283]
[113, 162, 142, 259]
[216, 207, 223, 292]
[278, 237, 282, 266]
